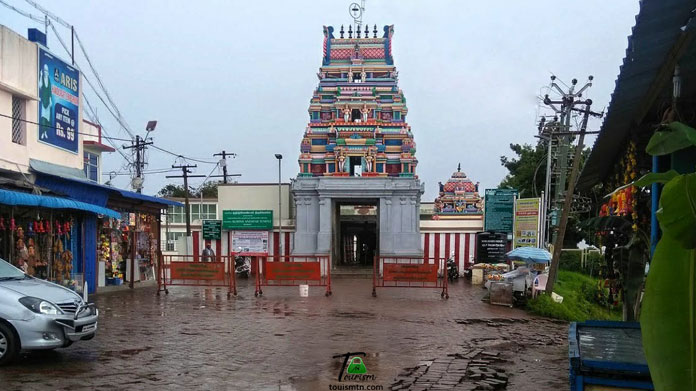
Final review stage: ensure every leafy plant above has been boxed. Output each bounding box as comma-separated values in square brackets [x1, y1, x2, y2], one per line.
[635, 121, 696, 391]
[526, 270, 621, 321]
[580, 215, 649, 320]
[645, 121, 696, 156]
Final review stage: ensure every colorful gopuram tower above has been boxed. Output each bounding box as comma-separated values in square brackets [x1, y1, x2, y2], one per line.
[433, 164, 483, 219]
[297, 24, 416, 178]
[292, 24, 423, 262]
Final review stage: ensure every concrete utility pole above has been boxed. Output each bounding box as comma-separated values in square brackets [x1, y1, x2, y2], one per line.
[275, 154, 283, 256]
[166, 164, 205, 237]
[541, 76, 592, 244]
[212, 150, 238, 184]
[543, 76, 603, 293]
[122, 135, 153, 193]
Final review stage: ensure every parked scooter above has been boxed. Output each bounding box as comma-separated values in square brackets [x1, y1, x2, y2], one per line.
[235, 255, 251, 278]
[447, 256, 459, 281]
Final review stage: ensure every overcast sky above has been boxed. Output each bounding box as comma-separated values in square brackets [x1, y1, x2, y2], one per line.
[1, 0, 640, 201]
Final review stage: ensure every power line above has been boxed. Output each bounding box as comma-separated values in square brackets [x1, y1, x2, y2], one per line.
[212, 150, 237, 183]
[122, 135, 153, 193]
[82, 93, 133, 164]
[104, 168, 178, 176]
[0, 0, 43, 23]
[166, 164, 206, 237]
[47, 21, 135, 140]
[44, 21, 212, 167]
[150, 145, 218, 164]
[74, 30, 135, 138]
[23, 0, 69, 27]
[0, 112, 132, 142]
[22, 4, 220, 174]
[34, 5, 136, 139]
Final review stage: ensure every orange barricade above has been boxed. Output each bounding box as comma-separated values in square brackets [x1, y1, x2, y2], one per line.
[157, 254, 236, 297]
[372, 256, 448, 299]
[254, 255, 332, 297]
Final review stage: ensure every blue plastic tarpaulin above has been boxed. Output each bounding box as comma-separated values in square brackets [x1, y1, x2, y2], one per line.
[0, 188, 120, 219]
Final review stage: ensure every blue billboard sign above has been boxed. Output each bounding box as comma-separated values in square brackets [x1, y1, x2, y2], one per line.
[38, 48, 79, 153]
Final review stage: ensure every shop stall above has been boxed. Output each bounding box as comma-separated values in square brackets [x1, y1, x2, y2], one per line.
[484, 247, 551, 305]
[97, 211, 160, 286]
[0, 188, 120, 292]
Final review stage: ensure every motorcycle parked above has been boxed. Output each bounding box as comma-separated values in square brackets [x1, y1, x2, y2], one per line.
[235, 256, 251, 278]
[447, 257, 459, 281]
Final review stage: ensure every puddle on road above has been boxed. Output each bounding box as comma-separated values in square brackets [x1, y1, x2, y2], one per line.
[101, 346, 153, 358]
[329, 310, 376, 319]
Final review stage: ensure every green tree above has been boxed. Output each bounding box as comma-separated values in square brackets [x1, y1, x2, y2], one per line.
[197, 181, 220, 198]
[157, 181, 220, 198]
[498, 143, 547, 198]
[499, 143, 601, 246]
[157, 184, 190, 198]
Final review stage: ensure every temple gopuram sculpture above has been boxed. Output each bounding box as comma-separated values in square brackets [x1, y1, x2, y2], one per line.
[298, 24, 417, 177]
[433, 164, 483, 219]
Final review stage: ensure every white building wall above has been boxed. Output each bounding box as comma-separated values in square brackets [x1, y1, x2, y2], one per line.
[0, 25, 83, 175]
[218, 183, 293, 229]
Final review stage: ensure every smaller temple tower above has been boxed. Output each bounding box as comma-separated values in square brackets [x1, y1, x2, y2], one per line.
[433, 164, 483, 219]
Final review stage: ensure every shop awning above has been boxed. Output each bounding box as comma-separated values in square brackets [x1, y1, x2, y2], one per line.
[111, 188, 182, 207]
[29, 159, 183, 210]
[577, 0, 696, 190]
[0, 188, 121, 219]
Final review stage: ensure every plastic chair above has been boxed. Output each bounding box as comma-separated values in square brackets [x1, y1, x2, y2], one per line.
[532, 274, 548, 298]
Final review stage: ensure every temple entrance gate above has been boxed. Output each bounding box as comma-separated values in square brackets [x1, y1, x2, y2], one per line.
[292, 176, 423, 264]
[334, 200, 378, 268]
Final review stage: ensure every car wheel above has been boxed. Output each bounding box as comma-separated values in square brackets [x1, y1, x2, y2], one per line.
[0, 322, 19, 366]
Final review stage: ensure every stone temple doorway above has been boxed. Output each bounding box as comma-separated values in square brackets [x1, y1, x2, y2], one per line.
[333, 200, 378, 268]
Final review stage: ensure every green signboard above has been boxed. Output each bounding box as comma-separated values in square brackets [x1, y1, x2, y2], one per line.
[484, 188, 518, 233]
[202, 220, 222, 240]
[222, 210, 273, 230]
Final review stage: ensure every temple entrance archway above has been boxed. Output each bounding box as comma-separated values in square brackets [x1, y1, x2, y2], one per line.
[333, 200, 378, 268]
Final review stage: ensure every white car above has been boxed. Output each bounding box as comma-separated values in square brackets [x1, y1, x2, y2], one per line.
[0, 258, 98, 366]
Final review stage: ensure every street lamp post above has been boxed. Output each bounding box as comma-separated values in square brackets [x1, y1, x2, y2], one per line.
[275, 154, 283, 258]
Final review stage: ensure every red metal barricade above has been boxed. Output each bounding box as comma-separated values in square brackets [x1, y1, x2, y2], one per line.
[372, 256, 448, 299]
[157, 254, 236, 297]
[254, 255, 332, 297]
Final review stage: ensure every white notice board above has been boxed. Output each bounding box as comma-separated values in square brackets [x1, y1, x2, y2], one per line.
[231, 231, 269, 254]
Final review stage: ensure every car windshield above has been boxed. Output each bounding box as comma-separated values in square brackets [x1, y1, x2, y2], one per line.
[0, 258, 26, 280]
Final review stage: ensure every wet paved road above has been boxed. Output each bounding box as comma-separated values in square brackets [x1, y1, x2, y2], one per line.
[0, 278, 569, 390]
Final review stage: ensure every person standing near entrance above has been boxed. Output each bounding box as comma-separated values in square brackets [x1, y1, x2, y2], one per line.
[201, 243, 215, 262]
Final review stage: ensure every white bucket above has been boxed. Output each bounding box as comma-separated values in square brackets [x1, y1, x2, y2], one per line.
[299, 284, 309, 297]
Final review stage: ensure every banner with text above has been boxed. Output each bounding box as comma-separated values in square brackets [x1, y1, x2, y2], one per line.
[513, 198, 541, 248]
[383, 263, 438, 283]
[202, 220, 222, 240]
[266, 262, 321, 281]
[476, 232, 508, 264]
[38, 47, 79, 153]
[223, 210, 273, 230]
[231, 231, 269, 254]
[170, 262, 225, 281]
[484, 189, 518, 233]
